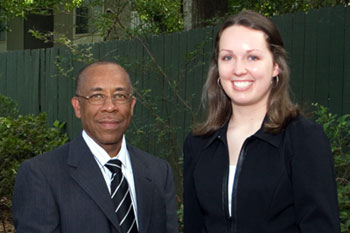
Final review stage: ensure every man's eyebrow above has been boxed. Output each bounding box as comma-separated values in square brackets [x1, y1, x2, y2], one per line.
[87, 87, 130, 92]
[114, 87, 129, 92]
[88, 87, 103, 92]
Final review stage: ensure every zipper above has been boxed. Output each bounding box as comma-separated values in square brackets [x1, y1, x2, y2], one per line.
[229, 137, 251, 233]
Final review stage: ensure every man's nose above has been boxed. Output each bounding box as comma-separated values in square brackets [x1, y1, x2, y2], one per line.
[101, 96, 118, 111]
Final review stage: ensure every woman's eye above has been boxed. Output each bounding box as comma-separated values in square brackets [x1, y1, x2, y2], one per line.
[222, 55, 232, 61]
[248, 55, 258, 61]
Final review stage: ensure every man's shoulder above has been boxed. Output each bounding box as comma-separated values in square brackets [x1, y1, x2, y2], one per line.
[20, 136, 83, 170]
[30, 134, 86, 160]
[127, 143, 160, 160]
[21, 144, 65, 168]
[126, 143, 169, 167]
[18, 135, 90, 179]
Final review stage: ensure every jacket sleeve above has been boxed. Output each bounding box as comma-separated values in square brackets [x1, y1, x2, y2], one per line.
[163, 160, 179, 233]
[12, 159, 60, 233]
[289, 121, 341, 233]
[183, 133, 205, 233]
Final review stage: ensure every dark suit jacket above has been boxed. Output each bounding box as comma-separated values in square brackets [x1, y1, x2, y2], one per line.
[13, 134, 178, 233]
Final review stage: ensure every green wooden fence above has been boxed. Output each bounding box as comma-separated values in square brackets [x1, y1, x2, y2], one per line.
[0, 5, 349, 156]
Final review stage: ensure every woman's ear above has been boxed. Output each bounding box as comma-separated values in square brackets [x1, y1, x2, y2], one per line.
[272, 62, 280, 77]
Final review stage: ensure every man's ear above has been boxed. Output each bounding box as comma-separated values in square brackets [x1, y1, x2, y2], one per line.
[71, 97, 82, 119]
[130, 97, 136, 116]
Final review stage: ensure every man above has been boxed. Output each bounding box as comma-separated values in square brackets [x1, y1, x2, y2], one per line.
[12, 61, 179, 233]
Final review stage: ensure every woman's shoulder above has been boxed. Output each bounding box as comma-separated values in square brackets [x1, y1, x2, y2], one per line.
[183, 129, 221, 161]
[284, 114, 328, 143]
[184, 131, 211, 148]
[286, 115, 321, 130]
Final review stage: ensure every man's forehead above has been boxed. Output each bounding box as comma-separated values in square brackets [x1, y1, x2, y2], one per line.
[77, 63, 132, 93]
[83, 65, 130, 82]
[87, 86, 130, 92]
[84, 63, 128, 76]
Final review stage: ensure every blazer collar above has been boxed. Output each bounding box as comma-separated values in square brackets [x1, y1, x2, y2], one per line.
[204, 122, 229, 148]
[67, 134, 123, 233]
[204, 116, 283, 148]
[127, 144, 153, 233]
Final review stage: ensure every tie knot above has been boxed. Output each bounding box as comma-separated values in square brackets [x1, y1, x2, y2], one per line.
[105, 159, 122, 174]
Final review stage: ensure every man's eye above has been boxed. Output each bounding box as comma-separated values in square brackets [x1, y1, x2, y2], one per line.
[113, 93, 128, 100]
[90, 94, 104, 99]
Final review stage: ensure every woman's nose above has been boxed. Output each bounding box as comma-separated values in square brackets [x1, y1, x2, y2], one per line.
[232, 59, 248, 76]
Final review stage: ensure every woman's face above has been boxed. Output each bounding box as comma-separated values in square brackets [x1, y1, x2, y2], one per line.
[218, 25, 279, 109]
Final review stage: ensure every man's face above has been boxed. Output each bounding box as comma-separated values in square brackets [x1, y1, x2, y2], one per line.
[72, 63, 136, 152]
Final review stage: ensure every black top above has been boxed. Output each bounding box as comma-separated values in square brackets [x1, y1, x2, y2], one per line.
[183, 115, 340, 233]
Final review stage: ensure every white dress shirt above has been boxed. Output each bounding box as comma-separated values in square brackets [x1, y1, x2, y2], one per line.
[82, 131, 139, 227]
[228, 165, 237, 217]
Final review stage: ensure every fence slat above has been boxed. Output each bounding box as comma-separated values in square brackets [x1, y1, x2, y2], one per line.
[30, 50, 41, 114]
[328, 6, 346, 114]
[314, 8, 332, 109]
[301, 9, 318, 107]
[6, 52, 18, 101]
[44, 48, 59, 124]
[289, 12, 305, 104]
[0, 52, 7, 96]
[16, 51, 25, 113]
[343, 6, 350, 115]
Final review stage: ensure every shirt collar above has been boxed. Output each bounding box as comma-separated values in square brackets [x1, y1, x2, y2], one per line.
[82, 130, 129, 168]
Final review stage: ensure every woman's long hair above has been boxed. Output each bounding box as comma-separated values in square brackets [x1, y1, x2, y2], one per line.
[194, 10, 299, 136]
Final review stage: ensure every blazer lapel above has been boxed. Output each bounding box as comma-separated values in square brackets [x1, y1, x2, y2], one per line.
[67, 135, 122, 233]
[128, 145, 154, 233]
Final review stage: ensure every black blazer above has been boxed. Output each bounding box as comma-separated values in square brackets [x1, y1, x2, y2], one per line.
[184, 116, 340, 233]
[13, 133, 178, 233]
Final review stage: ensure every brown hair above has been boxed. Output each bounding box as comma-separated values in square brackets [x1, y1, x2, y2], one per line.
[194, 10, 299, 135]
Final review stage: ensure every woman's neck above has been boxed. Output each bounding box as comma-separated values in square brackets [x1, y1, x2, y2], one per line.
[229, 103, 267, 132]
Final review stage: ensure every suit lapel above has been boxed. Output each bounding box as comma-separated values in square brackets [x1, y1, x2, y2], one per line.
[128, 144, 154, 233]
[67, 135, 122, 233]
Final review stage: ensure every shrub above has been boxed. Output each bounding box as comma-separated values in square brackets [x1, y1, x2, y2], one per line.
[0, 95, 68, 229]
[313, 103, 350, 233]
[0, 95, 18, 118]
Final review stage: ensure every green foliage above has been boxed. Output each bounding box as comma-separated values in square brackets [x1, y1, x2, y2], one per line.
[131, 0, 183, 34]
[0, 0, 82, 20]
[0, 95, 18, 118]
[1, 0, 183, 41]
[0, 0, 83, 38]
[0, 95, 68, 222]
[228, 0, 349, 16]
[1, 0, 349, 38]
[91, 0, 184, 38]
[177, 203, 184, 233]
[313, 103, 350, 233]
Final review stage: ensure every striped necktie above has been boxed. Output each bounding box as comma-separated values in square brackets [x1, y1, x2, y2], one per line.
[105, 159, 138, 233]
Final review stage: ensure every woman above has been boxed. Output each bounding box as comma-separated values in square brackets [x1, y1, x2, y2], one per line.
[183, 10, 340, 233]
